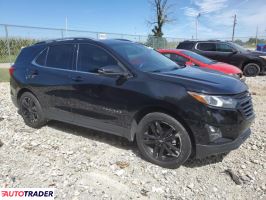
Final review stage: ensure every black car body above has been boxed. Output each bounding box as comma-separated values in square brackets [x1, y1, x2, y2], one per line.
[177, 40, 266, 76]
[10, 38, 255, 168]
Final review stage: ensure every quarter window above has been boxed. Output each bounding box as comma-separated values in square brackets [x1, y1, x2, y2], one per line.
[35, 48, 47, 66]
[46, 44, 75, 69]
[197, 43, 216, 51]
[77, 44, 118, 73]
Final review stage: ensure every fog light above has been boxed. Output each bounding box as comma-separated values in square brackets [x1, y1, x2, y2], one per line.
[205, 125, 222, 142]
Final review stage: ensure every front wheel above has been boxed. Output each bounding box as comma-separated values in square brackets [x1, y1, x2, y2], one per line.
[136, 112, 192, 169]
[243, 63, 260, 77]
[19, 92, 47, 128]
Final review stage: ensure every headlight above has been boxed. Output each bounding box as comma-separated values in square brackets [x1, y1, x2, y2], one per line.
[259, 56, 266, 59]
[188, 91, 237, 108]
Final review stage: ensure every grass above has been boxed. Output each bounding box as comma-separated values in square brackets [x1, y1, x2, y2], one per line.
[0, 68, 10, 82]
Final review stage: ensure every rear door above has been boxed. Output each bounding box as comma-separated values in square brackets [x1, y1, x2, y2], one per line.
[30, 43, 76, 122]
[194, 42, 218, 60]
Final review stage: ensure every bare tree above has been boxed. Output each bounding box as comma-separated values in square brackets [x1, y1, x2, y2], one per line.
[148, 0, 175, 37]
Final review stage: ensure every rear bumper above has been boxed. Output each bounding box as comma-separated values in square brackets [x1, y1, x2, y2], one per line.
[195, 128, 251, 158]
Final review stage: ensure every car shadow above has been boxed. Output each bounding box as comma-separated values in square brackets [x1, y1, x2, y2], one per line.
[184, 153, 227, 168]
[47, 120, 138, 153]
[47, 120, 227, 168]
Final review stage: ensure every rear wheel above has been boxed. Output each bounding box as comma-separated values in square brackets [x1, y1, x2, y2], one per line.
[19, 92, 47, 128]
[243, 63, 260, 77]
[136, 112, 192, 169]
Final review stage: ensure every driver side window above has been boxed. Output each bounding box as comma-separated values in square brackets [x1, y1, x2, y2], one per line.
[216, 43, 234, 52]
[77, 44, 118, 73]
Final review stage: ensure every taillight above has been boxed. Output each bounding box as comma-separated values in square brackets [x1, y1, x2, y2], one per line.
[9, 66, 15, 76]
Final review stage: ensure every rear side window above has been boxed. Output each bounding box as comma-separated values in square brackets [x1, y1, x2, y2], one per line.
[177, 42, 194, 50]
[217, 43, 234, 52]
[77, 44, 118, 73]
[35, 49, 47, 65]
[46, 44, 75, 69]
[197, 43, 216, 51]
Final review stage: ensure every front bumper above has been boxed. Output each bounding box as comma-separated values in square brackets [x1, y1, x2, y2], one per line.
[195, 128, 251, 158]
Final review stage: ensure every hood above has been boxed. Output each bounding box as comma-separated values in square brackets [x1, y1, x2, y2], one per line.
[242, 50, 266, 57]
[249, 50, 266, 56]
[148, 67, 248, 95]
[210, 62, 242, 74]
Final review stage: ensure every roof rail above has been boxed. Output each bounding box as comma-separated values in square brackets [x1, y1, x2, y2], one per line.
[207, 39, 221, 42]
[34, 37, 95, 45]
[114, 39, 133, 42]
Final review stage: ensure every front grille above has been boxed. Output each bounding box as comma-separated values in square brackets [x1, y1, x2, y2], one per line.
[235, 92, 254, 119]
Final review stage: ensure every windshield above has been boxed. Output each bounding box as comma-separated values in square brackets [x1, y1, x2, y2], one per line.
[110, 43, 180, 72]
[228, 42, 248, 52]
[181, 50, 215, 64]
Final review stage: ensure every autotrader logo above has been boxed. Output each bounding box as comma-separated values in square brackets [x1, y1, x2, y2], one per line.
[0, 188, 54, 199]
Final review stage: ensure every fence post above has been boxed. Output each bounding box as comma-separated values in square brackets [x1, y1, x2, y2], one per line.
[61, 29, 64, 39]
[4, 25, 11, 64]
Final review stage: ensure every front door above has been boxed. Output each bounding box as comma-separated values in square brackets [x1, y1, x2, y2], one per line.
[69, 43, 131, 136]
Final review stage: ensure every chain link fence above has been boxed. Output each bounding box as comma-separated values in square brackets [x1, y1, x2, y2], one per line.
[0, 24, 187, 64]
[1, 24, 266, 64]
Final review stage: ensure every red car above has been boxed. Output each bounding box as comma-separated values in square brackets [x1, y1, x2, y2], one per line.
[158, 49, 244, 80]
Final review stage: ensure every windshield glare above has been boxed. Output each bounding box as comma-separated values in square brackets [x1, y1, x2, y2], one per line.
[181, 50, 215, 64]
[111, 43, 180, 72]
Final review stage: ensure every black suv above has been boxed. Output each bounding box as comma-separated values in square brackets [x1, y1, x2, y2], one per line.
[10, 38, 254, 168]
[177, 40, 266, 76]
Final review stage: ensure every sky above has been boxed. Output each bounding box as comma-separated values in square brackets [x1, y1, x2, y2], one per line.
[0, 0, 265, 40]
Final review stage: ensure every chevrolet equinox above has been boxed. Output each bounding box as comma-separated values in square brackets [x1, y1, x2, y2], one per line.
[10, 38, 255, 168]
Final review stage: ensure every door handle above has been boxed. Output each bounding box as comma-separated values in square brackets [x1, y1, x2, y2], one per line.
[71, 76, 83, 82]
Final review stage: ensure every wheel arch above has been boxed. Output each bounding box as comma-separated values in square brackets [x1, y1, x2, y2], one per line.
[17, 88, 39, 104]
[129, 106, 196, 153]
[241, 59, 262, 70]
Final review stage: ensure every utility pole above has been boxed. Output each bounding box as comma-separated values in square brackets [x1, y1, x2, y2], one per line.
[195, 13, 201, 40]
[255, 25, 258, 46]
[232, 14, 237, 41]
[65, 16, 68, 36]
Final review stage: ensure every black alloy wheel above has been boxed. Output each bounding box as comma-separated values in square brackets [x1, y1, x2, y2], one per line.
[21, 96, 38, 123]
[136, 112, 192, 168]
[243, 63, 260, 77]
[142, 121, 182, 161]
[19, 92, 47, 128]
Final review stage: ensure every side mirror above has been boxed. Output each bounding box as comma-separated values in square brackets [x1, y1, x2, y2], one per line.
[98, 65, 128, 77]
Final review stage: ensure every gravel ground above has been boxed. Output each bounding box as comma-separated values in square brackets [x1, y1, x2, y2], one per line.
[0, 77, 265, 200]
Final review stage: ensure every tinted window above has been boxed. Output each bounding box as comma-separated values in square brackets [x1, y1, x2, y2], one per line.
[46, 44, 75, 69]
[177, 42, 194, 50]
[197, 43, 216, 51]
[163, 53, 171, 58]
[217, 43, 234, 52]
[181, 50, 215, 64]
[77, 44, 118, 73]
[169, 54, 188, 65]
[111, 43, 180, 72]
[36, 48, 47, 65]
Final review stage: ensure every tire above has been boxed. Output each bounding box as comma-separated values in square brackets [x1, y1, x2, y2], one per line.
[136, 112, 192, 169]
[243, 63, 260, 77]
[19, 92, 47, 128]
